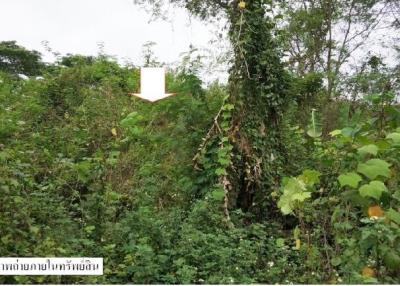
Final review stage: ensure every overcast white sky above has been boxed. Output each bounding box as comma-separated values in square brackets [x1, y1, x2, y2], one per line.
[0, 0, 227, 79]
[2, 0, 396, 85]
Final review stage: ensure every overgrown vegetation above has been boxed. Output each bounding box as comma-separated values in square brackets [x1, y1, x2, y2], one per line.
[0, 0, 400, 282]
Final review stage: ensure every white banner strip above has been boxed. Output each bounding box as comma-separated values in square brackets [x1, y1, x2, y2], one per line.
[0, 258, 103, 275]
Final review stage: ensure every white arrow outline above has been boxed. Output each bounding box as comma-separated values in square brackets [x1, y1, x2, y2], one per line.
[129, 67, 176, 102]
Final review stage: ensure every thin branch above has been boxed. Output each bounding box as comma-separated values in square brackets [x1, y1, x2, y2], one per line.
[192, 104, 224, 168]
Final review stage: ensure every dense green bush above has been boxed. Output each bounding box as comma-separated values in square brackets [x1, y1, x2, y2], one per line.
[1, 48, 399, 284]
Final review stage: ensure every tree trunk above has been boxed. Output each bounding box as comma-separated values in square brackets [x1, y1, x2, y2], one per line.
[226, 0, 290, 218]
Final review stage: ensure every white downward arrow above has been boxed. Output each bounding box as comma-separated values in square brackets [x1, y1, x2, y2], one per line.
[130, 67, 175, 102]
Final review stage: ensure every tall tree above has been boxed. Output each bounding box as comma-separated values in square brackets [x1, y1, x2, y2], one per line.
[281, 0, 397, 99]
[135, 0, 291, 220]
[0, 41, 44, 76]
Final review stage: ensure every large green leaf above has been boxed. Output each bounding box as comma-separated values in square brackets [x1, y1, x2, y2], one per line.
[386, 132, 400, 145]
[358, 181, 388, 200]
[278, 195, 293, 215]
[307, 129, 322, 138]
[211, 188, 225, 201]
[357, 159, 391, 180]
[338, 172, 362, 188]
[329, 129, 342, 137]
[387, 208, 400, 225]
[375, 139, 391, 150]
[298, 169, 321, 186]
[120, 111, 140, 127]
[357, 144, 378, 156]
[277, 178, 310, 215]
[284, 177, 307, 193]
[292, 192, 312, 201]
[341, 127, 357, 138]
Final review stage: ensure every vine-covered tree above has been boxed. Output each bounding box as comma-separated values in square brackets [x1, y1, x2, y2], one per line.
[135, 0, 292, 220]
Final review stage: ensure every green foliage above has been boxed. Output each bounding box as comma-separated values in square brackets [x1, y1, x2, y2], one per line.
[277, 169, 320, 215]
[358, 181, 388, 200]
[386, 132, 400, 145]
[1, 25, 400, 284]
[0, 41, 44, 76]
[357, 144, 379, 156]
[338, 172, 362, 188]
[276, 95, 400, 282]
[357, 159, 391, 180]
[0, 53, 225, 283]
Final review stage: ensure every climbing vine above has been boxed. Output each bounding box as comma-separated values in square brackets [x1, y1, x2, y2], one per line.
[192, 0, 292, 221]
[226, 0, 290, 216]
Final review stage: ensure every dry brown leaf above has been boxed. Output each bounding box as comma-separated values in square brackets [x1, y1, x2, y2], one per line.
[368, 205, 384, 218]
[362, 266, 375, 278]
